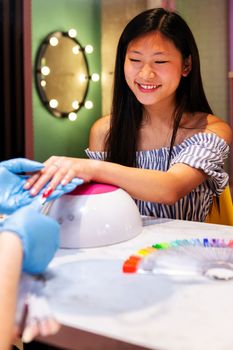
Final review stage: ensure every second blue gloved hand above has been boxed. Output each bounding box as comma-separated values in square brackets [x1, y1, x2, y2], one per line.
[45, 178, 84, 202]
[0, 158, 44, 173]
[0, 158, 44, 214]
[0, 167, 36, 215]
[0, 203, 60, 274]
[0, 157, 84, 214]
[0, 167, 84, 214]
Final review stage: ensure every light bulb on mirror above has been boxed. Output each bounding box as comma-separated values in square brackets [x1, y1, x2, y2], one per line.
[49, 36, 59, 46]
[40, 80, 46, 87]
[85, 100, 93, 109]
[85, 45, 93, 54]
[72, 45, 80, 55]
[79, 74, 87, 83]
[91, 73, 100, 82]
[68, 112, 77, 121]
[49, 99, 59, 108]
[41, 66, 50, 76]
[72, 100, 79, 109]
[68, 29, 77, 38]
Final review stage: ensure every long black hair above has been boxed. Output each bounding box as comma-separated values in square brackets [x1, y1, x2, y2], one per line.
[105, 8, 213, 168]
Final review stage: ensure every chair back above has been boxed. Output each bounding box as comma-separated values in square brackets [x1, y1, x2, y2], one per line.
[205, 185, 233, 225]
[13, 338, 23, 350]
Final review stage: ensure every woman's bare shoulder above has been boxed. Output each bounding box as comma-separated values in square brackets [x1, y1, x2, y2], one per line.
[206, 114, 232, 145]
[89, 115, 110, 151]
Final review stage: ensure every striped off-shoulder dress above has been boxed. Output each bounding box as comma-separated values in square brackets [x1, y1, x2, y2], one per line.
[85, 133, 230, 222]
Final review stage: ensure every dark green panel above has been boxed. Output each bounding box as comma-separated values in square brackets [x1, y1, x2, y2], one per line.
[32, 0, 101, 161]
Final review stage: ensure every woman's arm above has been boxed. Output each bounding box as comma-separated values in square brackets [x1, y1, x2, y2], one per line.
[0, 233, 23, 350]
[23, 156, 207, 205]
[91, 160, 208, 204]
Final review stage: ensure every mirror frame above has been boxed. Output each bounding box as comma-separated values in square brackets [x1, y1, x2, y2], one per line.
[35, 31, 90, 118]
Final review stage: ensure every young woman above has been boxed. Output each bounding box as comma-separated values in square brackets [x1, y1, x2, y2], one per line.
[25, 8, 232, 222]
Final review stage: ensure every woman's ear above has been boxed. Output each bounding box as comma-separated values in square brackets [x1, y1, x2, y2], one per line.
[182, 55, 192, 77]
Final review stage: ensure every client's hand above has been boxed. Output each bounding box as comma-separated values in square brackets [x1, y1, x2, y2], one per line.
[24, 156, 94, 196]
[0, 202, 60, 274]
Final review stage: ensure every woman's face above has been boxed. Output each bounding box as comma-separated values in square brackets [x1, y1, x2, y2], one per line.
[124, 31, 190, 108]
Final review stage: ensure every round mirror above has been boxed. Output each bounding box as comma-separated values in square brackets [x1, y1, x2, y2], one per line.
[35, 31, 90, 118]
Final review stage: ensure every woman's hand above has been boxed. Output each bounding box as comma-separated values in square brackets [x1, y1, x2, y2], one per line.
[24, 156, 97, 196]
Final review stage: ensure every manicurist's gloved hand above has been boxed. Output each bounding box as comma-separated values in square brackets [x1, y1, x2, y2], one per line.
[44, 178, 84, 202]
[0, 201, 60, 274]
[0, 158, 44, 215]
[0, 158, 44, 174]
[0, 167, 38, 215]
[0, 158, 84, 214]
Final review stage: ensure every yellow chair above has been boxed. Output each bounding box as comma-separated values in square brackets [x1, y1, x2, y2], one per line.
[205, 185, 233, 226]
[13, 338, 23, 350]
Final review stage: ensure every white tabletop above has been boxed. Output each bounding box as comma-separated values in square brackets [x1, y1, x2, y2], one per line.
[38, 219, 233, 350]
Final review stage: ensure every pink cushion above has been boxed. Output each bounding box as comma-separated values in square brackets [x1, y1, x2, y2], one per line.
[69, 182, 118, 196]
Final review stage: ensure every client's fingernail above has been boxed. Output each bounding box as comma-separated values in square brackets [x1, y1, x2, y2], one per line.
[61, 179, 67, 186]
[22, 327, 33, 343]
[30, 188, 37, 196]
[43, 187, 54, 198]
[24, 182, 30, 189]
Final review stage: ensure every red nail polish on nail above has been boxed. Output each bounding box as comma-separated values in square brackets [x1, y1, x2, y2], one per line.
[43, 187, 54, 198]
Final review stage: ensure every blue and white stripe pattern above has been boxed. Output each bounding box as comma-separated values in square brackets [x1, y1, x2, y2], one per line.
[85, 133, 230, 222]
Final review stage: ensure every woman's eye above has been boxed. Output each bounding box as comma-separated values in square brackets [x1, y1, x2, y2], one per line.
[129, 58, 141, 62]
[155, 61, 168, 64]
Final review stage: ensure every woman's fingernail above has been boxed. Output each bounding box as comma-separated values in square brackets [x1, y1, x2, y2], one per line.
[24, 182, 30, 189]
[61, 179, 67, 186]
[43, 187, 54, 198]
[22, 327, 33, 343]
[30, 188, 37, 196]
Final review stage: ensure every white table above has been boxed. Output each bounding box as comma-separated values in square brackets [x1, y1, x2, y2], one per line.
[36, 219, 233, 350]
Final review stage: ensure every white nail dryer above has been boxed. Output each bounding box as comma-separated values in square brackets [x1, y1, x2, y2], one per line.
[46, 182, 142, 248]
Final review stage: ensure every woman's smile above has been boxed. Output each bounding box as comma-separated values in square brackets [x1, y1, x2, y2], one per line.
[136, 82, 162, 93]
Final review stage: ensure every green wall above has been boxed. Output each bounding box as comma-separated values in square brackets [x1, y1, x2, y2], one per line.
[32, 0, 101, 161]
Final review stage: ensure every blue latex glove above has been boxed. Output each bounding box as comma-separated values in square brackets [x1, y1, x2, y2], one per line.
[0, 158, 44, 173]
[0, 201, 60, 274]
[45, 178, 84, 202]
[0, 158, 84, 213]
[0, 158, 44, 214]
[0, 167, 38, 214]
[0, 167, 84, 214]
